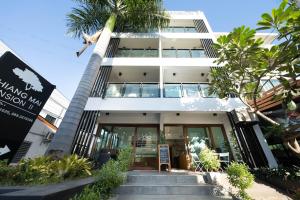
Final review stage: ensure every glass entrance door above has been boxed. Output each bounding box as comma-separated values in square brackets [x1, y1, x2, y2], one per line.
[134, 127, 158, 168]
[187, 127, 210, 155]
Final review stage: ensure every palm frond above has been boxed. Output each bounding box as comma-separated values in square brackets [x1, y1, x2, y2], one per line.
[67, 1, 111, 38]
[120, 0, 170, 32]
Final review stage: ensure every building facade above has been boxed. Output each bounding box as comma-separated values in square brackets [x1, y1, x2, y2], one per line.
[63, 11, 277, 169]
[11, 89, 69, 162]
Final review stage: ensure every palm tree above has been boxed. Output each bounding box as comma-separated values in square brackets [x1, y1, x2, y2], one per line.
[47, 0, 169, 156]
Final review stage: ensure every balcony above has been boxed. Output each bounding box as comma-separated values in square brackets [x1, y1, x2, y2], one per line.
[104, 82, 218, 98]
[115, 49, 159, 57]
[162, 49, 206, 58]
[164, 83, 217, 98]
[105, 83, 160, 98]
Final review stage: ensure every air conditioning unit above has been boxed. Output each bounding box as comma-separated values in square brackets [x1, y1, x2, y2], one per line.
[43, 132, 55, 142]
[230, 109, 259, 124]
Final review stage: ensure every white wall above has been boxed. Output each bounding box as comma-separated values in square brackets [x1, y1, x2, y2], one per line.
[99, 113, 160, 124]
[101, 57, 219, 67]
[39, 89, 69, 127]
[85, 97, 246, 112]
[23, 119, 55, 159]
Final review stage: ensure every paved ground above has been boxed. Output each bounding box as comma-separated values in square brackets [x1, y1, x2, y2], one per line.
[216, 173, 293, 200]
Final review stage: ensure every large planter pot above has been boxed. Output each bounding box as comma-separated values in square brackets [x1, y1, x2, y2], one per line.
[206, 172, 221, 185]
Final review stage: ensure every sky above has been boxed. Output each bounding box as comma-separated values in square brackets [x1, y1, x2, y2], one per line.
[0, 0, 281, 100]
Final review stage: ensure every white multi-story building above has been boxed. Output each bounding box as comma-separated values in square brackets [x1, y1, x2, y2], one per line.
[68, 11, 278, 169]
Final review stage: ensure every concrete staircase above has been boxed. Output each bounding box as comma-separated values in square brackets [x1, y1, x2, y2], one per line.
[111, 171, 230, 200]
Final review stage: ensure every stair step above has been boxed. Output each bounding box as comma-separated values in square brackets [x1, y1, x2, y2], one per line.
[126, 174, 203, 185]
[114, 184, 214, 195]
[110, 194, 225, 200]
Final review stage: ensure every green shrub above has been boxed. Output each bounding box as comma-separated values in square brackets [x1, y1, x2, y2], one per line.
[117, 147, 133, 172]
[199, 148, 220, 171]
[0, 155, 92, 186]
[227, 162, 254, 200]
[71, 185, 101, 200]
[15, 156, 57, 184]
[53, 154, 92, 179]
[95, 160, 125, 199]
[0, 160, 18, 185]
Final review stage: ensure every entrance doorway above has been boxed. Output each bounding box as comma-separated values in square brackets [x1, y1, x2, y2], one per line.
[93, 124, 159, 169]
[164, 124, 231, 170]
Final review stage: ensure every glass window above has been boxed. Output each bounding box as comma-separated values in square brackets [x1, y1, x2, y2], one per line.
[123, 84, 140, 97]
[164, 84, 182, 97]
[162, 49, 177, 57]
[115, 49, 158, 57]
[146, 49, 159, 57]
[113, 127, 135, 149]
[173, 27, 185, 32]
[200, 84, 217, 97]
[211, 127, 228, 153]
[182, 84, 200, 97]
[177, 49, 191, 58]
[135, 127, 158, 158]
[187, 127, 210, 155]
[45, 114, 56, 124]
[185, 27, 197, 33]
[142, 84, 160, 98]
[260, 80, 274, 92]
[270, 79, 280, 87]
[105, 84, 123, 97]
[191, 49, 206, 58]
[162, 27, 174, 32]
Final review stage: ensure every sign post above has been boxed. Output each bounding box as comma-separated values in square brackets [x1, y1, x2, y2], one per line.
[158, 144, 171, 172]
[0, 51, 55, 161]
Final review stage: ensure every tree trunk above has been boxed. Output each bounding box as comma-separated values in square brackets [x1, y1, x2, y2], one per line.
[46, 14, 116, 156]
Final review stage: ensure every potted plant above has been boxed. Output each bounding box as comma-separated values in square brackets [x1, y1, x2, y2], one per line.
[199, 148, 221, 184]
[227, 162, 254, 200]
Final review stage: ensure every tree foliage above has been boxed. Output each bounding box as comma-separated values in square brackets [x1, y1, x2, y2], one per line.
[210, 0, 300, 154]
[67, 0, 169, 38]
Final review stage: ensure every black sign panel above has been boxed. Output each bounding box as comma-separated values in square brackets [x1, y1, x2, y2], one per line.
[0, 51, 55, 161]
[159, 145, 170, 164]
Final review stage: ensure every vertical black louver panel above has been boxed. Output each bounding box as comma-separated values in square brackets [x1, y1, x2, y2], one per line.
[71, 39, 119, 158]
[104, 38, 120, 58]
[193, 19, 209, 33]
[71, 111, 100, 157]
[201, 39, 218, 58]
[90, 66, 112, 98]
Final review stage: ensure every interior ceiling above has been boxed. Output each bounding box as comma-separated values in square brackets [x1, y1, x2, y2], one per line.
[169, 19, 195, 27]
[164, 68, 210, 83]
[118, 38, 159, 49]
[109, 66, 160, 82]
[162, 39, 202, 49]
